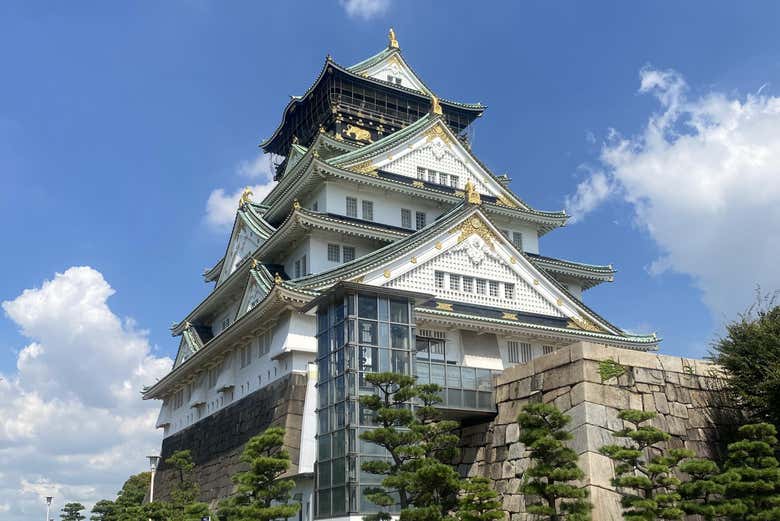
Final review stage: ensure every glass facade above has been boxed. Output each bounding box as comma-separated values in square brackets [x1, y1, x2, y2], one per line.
[315, 290, 415, 518]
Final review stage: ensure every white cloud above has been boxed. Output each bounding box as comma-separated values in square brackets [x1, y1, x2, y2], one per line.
[205, 154, 277, 229]
[0, 267, 172, 521]
[566, 66, 780, 320]
[339, 0, 390, 20]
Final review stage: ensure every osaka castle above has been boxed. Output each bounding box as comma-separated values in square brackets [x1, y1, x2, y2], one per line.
[143, 29, 658, 519]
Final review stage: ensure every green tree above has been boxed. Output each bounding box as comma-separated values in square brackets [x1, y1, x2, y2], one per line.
[359, 373, 463, 521]
[60, 502, 86, 521]
[516, 402, 591, 521]
[721, 423, 780, 520]
[165, 449, 210, 521]
[456, 477, 503, 521]
[600, 409, 694, 520]
[114, 472, 149, 510]
[217, 427, 300, 521]
[678, 457, 729, 520]
[90, 499, 117, 521]
[710, 296, 780, 427]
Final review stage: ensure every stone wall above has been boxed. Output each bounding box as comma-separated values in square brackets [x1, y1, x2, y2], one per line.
[456, 342, 741, 521]
[153, 372, 308, 504]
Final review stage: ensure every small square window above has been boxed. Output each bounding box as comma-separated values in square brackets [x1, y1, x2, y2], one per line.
[463, 276, 474, 293]
[476, 279, 486, 294]
[417, 167, 426, 180]
[505, 283, 515, 300]
[489, 281, 499, 297]
[362, 200, 374, 221]
[343, 246, 356, 262]
[512, 232, 523, 250]
[450, 175, 459, 188]
[328, 244, 341, 262]
[449, 274, 460, 291]
[435, 271, 445, 289]
[346, 197, 357, 218]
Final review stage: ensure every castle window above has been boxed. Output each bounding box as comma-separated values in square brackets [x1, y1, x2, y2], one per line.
[294, 260, 301, 278]
[301, 255, 308, 275]
[401, 208, 412, 229]
[463, 276, 474, 293]
[449, 274, 461, 291]
[489, 281, 499, 297]
[543, 345, 555, 355]
[508, 341, 532, 364]
[221, 316, 231, 332]
[435, 271, 445, 289]
[362, 200, 374, 221]
[476, 279, 486, 294]
[346, 196, 357, 218]
[449, 175, 459, 188]
[415, 211, 426, 230]
[416, 167, 425, 180]
[512, 232, 523, 250]
[328, 244, 341, 262]
[504, 283, 515, 300]
[427, 170, 437, 184]
[343, 246, 356, 262]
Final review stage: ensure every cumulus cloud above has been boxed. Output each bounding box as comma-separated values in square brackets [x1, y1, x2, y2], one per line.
[205, 154, 277, 229]
[566, 66, 780, 320]
[0, 267, 172, 521]
[339, 0, 390, 20]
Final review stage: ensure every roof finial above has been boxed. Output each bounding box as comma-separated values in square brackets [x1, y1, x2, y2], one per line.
[274, 272, 283, 285]
[250, 258, 259, 269]
[388, 28, 399, 49]
[293, 199, 301, 210]
[464, 180, 481, 205]
[239, 187, 253, 207]
[430, 94, 443, 115]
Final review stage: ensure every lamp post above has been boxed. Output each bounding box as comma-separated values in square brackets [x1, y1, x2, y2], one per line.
[45, 496, 52, 521]
[147, 455, 161, 503]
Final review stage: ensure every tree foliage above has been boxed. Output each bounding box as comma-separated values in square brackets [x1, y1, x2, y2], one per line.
[60, 502, 87, 521]
[89, 499, 117, 521]
[600, 409, 693, 520]
[456, 477, 503, 521]
[678, 457, 729, 520]
[216, 426, 300, 521]
[711, 295, 780, 427]
[517, 402, 591, 521]
[359, 372, 463, 521]
[720, 422, 780, 520]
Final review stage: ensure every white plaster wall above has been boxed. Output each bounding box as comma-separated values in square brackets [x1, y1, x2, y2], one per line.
[488, 215, 540, 254]
[308, 233, 376, 274]
[284, 240, 311, 280]
[323, 181, 446, 230]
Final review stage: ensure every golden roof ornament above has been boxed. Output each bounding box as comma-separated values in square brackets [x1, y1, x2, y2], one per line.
[250, 258, 258, 269]
[292, 199, 301, 210]
[274, 272, 283, 285]
[464, 180, 481, 204]
[388, 28, 399, 49]
[239, 187, 253, 207]
[430, 94, 443, 115]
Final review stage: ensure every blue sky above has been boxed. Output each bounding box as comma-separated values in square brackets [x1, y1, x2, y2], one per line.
[1, 1, 780, 518]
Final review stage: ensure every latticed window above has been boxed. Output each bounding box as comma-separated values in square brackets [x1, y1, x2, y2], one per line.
[342, 246, 356, 262]
[512, 232, 523, 250]
[401, 208, 412, 229]
[346, 196, 357, 218]
[449, 175, 459, 188]
[328, 244, 341, 262]
[508, 341, 532, 364]
[362, 200, 374, 221]
[435, 271, 445, 288]
[476, 278, 486, 294]
[543, 345, 555, 355]
[415, 211, 426, 230]
[489, 280, 499, 297]
[294, 260, 301, 278]
[416, 166, 425, 180]
[504, 283, 515, 300]
[463, 276, 474, 293]
[449, 274, 460, 291]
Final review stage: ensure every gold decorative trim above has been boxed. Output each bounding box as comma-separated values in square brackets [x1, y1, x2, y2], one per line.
[556, 298, 563, 306]
[344, 124, 372, 143]
[454, 190, 465, 198]
[495, 194, 519, 208]
[292, 199, 301, 210]
[435, 241, 443, 250]
[410, 256, 417, 264]
[239, 187, 253, 207]
[449, 215, 495, 250]
[274, 273, 283, 285]
[424, 123, 452, 145]
[464, 180, 481, 204]
[388, 27, 399, 49]
[352, 275, 365, 283]
[510, 257, 517, 264]
[383, 269, 391, 278]
[435, 302, 453, 311]
[412, 180, 424, 188]
[533, 279, 539, 285]
[250, 258, 259, 269]
[566, 314, 603, 333]
[351, 160, 376, 175]
[502, 312, 518, 321]
[431, 95, 443, 115]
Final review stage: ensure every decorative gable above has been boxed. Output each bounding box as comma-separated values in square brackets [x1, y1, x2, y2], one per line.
[218, 220, 263, 285]
[360, 53, 427, 93]
[173, 333, 197, 369]
[237, 268, 274, 317]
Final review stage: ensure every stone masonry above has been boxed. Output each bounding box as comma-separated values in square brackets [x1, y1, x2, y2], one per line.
[456, 342, 741, 520]
[153, 372, 308, 505]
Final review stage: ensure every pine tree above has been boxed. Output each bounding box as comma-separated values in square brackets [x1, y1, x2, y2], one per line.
[217, 426, 300, 521]
[678, 457, 728, 520]
[721, 422, 780, 520]
[165, 449, 211, 521]
[516, 402, 591, 521]
[359, 372, 463, 521]
[89, 500, 117, 521]
[456, 477, 504, 521]
[600, 409, 694, 521]
[60, 502, 87, 521]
